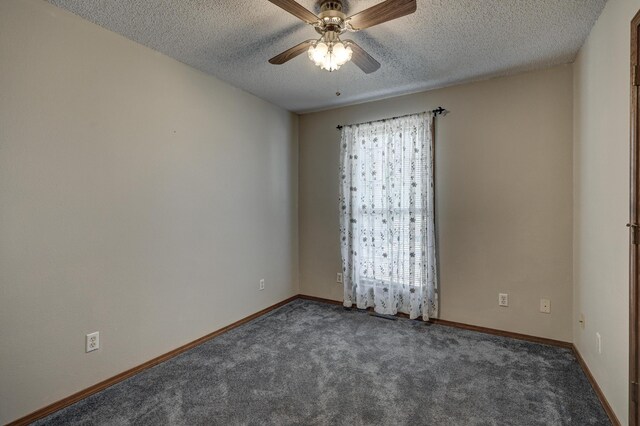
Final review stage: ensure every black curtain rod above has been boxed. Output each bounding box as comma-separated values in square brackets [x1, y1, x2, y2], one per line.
[336, 107, 448, 130]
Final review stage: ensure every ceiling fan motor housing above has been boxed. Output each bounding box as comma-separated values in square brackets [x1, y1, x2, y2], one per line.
[316, 0, 347, 35]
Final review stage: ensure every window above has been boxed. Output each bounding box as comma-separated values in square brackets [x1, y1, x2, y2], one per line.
[339, 112, 438, 320]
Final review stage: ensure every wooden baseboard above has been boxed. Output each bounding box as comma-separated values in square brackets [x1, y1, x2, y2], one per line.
[428, 318, 573, 348]
[297, 294, 343, 306]
[299, 294, 572, 348]
[572, 344, 621, 426]
[7, 295, 299, 426]
[301, 294, 620, 424]
[8, 294, 620, 426]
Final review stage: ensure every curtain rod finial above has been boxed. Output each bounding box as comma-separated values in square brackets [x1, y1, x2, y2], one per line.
[432, 107, 448, 116]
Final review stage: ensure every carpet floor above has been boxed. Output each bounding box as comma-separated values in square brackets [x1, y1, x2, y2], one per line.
[35, 299, 610, 425]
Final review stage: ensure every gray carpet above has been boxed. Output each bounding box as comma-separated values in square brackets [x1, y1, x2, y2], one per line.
[35, 299, 610, 425]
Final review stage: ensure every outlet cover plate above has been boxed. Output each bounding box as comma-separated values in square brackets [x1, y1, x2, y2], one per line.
[336, 273, 343, 283]
[86, 332, 99, 353]
[540, 298, 551, 314]
[498, 293, 508, 307]
[259, 279, 265, 291]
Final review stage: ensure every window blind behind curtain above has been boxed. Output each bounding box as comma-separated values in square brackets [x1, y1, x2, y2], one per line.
[339, 112, 438, 320]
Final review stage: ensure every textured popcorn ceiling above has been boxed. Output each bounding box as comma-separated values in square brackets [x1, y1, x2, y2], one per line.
[48, 0, 606, 113]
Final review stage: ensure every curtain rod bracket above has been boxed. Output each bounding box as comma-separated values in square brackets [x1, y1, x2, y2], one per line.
[336, 107, 448, 130]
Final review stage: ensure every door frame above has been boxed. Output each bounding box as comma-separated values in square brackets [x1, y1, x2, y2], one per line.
[630, 9, 640, 426]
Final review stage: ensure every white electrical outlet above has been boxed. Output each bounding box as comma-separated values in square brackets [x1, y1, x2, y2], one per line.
[259, 279, 265, 291]
[540, 298, 551, 314]
[86, 332, 99, 353]
[596, 332, 602, 354]
[498, 293, 508, 307]
[336, 272, 343, 283]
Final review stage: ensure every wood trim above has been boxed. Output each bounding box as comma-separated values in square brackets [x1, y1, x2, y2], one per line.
[300, 294, 572, 348]
[7, 295, 299, 426]
[297, 294, 344, 305]
[303, 294, 621, 422]
[428, 318, 573, 348]
[573, 344, 621, 426]
[6, 294, 617, 425]
[632, 9, 640, 426]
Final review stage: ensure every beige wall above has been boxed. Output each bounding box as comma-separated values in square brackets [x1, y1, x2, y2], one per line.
[2, 0, 631, 423]
[0, 0, 298, 423]
[299, 65, 574, 342]
[573, 0, 640, 423]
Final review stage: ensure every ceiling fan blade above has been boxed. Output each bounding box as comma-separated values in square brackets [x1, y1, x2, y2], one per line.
[267, 0, 319, 24]
[269, 40, 316, 64]
[344, 40, 380, 74]
[347, 0, 416, 30]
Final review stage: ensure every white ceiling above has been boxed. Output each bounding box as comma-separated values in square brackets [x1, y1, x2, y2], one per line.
[48, 0, 606, 113]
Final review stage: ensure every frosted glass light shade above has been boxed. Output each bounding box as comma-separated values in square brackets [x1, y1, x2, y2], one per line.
[307, 39, 352, 72]
[333, 42, 350, 64]
[314, 42, 328, 62]
[321, 53, 340, 71]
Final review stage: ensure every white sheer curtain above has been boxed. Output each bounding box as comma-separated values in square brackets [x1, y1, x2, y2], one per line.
[339, 112, 438, 320]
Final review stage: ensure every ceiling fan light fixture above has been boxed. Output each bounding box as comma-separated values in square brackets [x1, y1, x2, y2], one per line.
[307, 38, 352, 72]
[268, 0, 412, 74]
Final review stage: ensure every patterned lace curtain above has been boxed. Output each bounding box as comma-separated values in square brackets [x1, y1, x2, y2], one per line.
[339, 112, 438, 320]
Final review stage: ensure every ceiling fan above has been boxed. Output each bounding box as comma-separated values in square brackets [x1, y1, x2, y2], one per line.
[267, 0, 417, 73]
